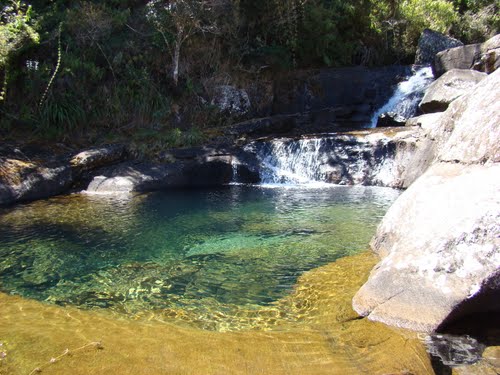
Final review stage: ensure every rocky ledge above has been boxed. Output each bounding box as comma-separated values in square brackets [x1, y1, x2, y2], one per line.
[246, 127, 434, 188]
[0, 145, 126, 206]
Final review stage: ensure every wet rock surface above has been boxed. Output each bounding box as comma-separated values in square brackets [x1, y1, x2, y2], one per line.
[249, 127, 436, 188]
[271, 66, 410, 116]
[376, 112, 407, 127]
[85, 145, 260, 194]
[211, 85, 251, 115]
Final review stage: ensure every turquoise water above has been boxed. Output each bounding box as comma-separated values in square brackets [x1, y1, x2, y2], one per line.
[0, 185, 399, 320]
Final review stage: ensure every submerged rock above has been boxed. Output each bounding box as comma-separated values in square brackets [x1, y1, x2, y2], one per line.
[353, 69, 500, 333]
[425, 334, 485, 367]
[419, 69, 487, 113]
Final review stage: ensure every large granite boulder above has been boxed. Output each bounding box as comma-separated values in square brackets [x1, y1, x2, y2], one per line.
[86, 159, 234, 194]
[353, 69, 500, 333]
[415, 29, 463, 65]
[406, 113, 443, 131]
[419, 69, 487, 113]
[433, 34, 500, 77]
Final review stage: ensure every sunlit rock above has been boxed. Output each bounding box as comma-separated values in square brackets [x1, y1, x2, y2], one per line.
[433, 33, 500, 77]
[353, 69, 500, 333]
[419, 69, 487, 113]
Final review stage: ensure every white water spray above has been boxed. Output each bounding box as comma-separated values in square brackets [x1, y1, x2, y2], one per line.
[251, 138, 328, 185]
[252, 67, 434, 185]
[369, 66, 434, 128]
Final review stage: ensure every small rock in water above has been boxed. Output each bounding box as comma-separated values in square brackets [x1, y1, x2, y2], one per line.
[377, 112, 407, 127]
[424, 334, 485, 366]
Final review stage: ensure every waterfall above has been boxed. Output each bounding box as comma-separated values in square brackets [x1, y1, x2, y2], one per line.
[250, 66, 435, 186]
[369, 66, 434, 128]
[249, 138, 328, 185]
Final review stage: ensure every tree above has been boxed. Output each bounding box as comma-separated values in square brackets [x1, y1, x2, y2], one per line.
[0, 0, 39, 101]
[146, 0, 223, 86]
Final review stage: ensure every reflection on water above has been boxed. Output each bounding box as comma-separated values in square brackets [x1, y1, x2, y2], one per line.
[0, 185, 399, 328]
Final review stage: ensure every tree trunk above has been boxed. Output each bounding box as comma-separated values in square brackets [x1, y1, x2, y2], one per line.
[172, 37, 181, 86]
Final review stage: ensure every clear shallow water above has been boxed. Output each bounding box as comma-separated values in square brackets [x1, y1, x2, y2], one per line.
[0, 185, 400, 324]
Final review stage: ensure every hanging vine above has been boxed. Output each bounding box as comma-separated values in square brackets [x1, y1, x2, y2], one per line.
[0, 65, 8, 102]
[39, 22, 63, 108]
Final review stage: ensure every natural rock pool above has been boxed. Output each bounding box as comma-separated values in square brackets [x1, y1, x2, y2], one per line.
[0, 185, 399, 331]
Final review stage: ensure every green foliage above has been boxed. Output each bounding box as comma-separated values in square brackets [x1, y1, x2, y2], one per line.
[400, 0, 458, 43]
[1, 0, 497, 145]
[452, 1, 499, 43]
[1, 0, 39, 101]
[368, 0, 460, 62]
[298, 0, 372, 66]
[0, 1, 39, 67]
[38, 92, 86, 137]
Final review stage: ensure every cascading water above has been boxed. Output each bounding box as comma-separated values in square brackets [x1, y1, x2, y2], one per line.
[251, 138, 327, 184]
[250, 66, 435, 185]
[369, 66, 434, 127]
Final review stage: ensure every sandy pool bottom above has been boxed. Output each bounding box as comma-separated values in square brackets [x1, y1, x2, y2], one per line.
[0, 252, 434, 375]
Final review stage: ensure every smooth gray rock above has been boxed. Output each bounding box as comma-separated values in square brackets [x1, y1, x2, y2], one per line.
[353, 163, 500, 332]
[419, 69, 487, 113]
[415, 29, 463, 65]
[353, 70, 500, 333]
[0, 144, 127, 206]
[85, 157, 243, 194]
[436, 71, 500, 164]
[433, 34, 500, 77]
